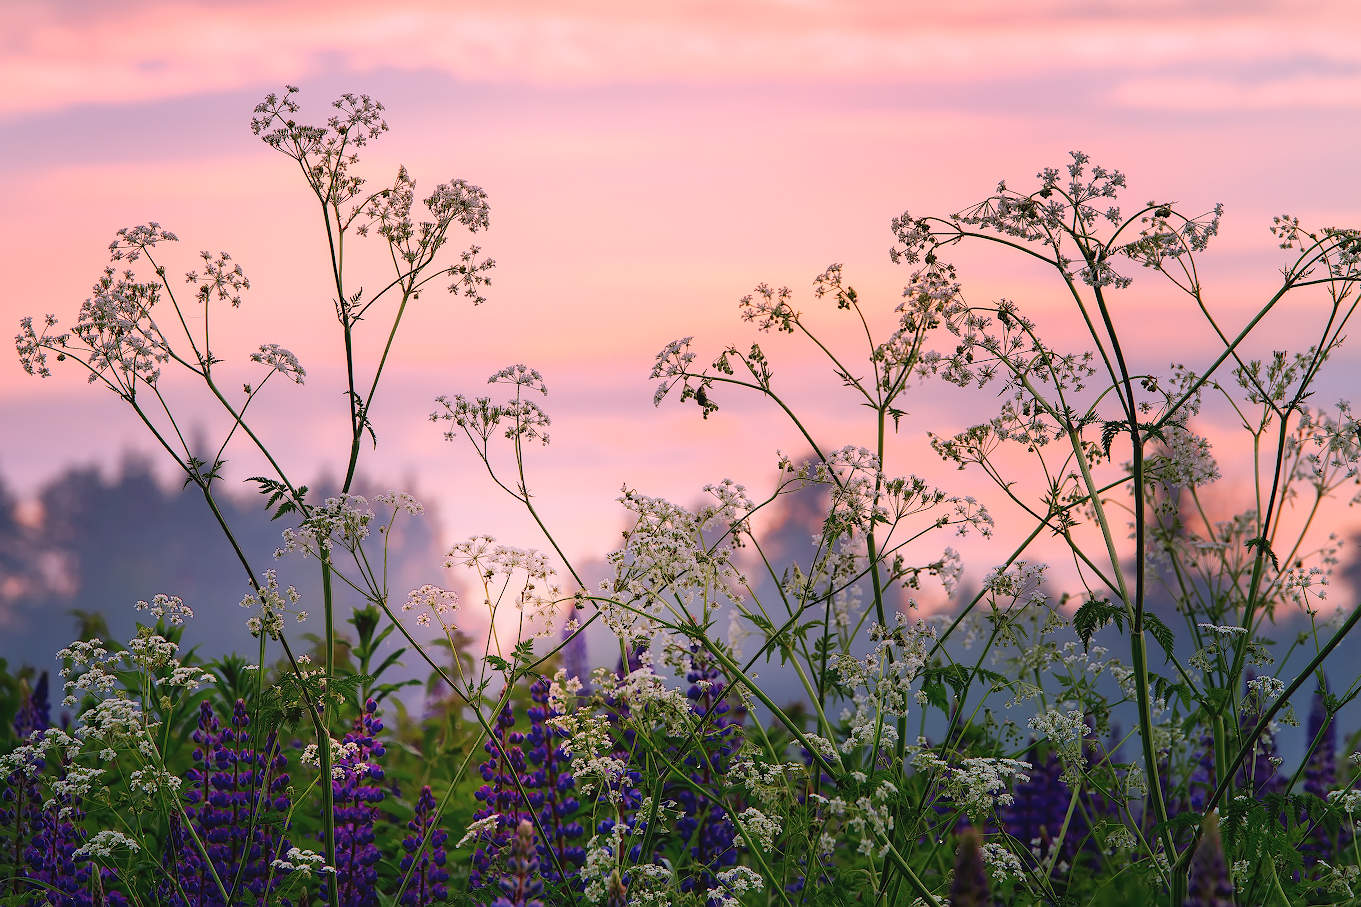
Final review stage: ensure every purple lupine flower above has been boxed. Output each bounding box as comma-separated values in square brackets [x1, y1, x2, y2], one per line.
[1185, 813, 1233, 907]
[399, 785, 449, 905]
[470, 702, 531, 891]
[950, 828, 995, 907]
[25, 793, 112, 906]
[524, 677, 584, 883]
[605, 870, 627, 907]
[5, 675, 49, 901]
[13, 672, 51, 739]
[1185, 730, 1216, 813]
[325, 698, 388, 907]
[489, 819, 545, 907]
[671, 648, 741, 896]
[1300, 677, 1347, 865]
[1000, 742, 1066, 865]
[178, 699, 291, 906]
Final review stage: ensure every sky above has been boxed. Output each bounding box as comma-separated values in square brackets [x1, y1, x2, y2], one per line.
[4, 0, 1361, 632]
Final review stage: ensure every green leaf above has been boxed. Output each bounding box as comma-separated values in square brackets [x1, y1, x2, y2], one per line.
[1143, 613, 1175, 660]
[1073, 598, 1124, 650]
[1244, 536, 1281, 573]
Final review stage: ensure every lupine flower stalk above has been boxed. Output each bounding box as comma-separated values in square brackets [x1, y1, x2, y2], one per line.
[1185, 813, 1233, 907]
[5, 675, 49, 900]
[950, 828, 995, 907]
[672, 649, 741, 893]
[177, 699, 291, 906]
[399, 784, 450, 905]
[1300, 678, 1347, 866]
[471, 703, 531, 890]
[524, 677, 585, 883]
[326, 698, 388, 907]
[490, 819, 546, 907]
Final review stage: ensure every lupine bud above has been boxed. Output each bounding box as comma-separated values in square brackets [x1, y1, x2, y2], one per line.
[490, 819, 545, 907]
[1185, 813, 1233, 907]
[950, 828, 995, 907]
[605, 869, 628, 907]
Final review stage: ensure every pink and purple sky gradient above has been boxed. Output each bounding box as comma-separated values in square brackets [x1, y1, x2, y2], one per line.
[4, 0, 1361, 612]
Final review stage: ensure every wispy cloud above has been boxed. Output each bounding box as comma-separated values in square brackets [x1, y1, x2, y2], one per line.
[5, 0, 1358, 117]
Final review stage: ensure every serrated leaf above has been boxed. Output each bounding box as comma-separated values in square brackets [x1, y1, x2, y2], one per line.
[1245, 536, 1282, 573]
[1143, 613, 1175, 660]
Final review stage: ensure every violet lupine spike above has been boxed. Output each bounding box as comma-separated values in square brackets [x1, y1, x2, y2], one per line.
[1000, 743, 1066, 866]
[950, 828, 995, 907]
[1300, 677, 1347, 865]
[1184, 813, 1234, 907]
[1185, 730, 1216, 814]
[488, 819, 546, 907]
[672, 649, 741, 895]
[400, 785, 450, 905]
[524, 677, 585, 883]
[178, 698, 291, 906]
[5, 675, 49, 901]
[324, 698, 388, 907]
[12, 672, 51, 739]
[605, 870, 627, 907]
[24, 793, 109, 907]
[470, 702, 531, 891]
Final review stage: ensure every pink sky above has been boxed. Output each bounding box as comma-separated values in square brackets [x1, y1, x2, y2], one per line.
[4, 0, 1361, 604]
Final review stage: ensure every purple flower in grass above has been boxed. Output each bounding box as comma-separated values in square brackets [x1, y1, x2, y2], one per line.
[1185, 813, 1233, 907]
[323, 698, 388, 907]
[400, 785, 449, 905]
[489, 819, 545, 907]
[13, 672, 51, 739]
[1300, 678, 1348, 866]
[950, 827, 995, 907]
[671, 649, 741, 898]
[5, 676, 49, 902]
[525, 677, 585, 882]
[1000, 743, 1065, 864]
[471, 702, 532, 891]
[177, 698, 291, 906]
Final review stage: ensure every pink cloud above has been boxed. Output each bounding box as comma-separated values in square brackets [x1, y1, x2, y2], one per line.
[5, 1, 1360, 117]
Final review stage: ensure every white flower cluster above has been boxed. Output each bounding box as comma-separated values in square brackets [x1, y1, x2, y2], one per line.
[832, 617, 935, 754]
[707, 866, 766, 906]
[432, 365, 551, 448]
[444, 536, 561, 640]
[250, 343, 306, 384]
[133, 593, 194, 625]
[403, 583, 459, 629]
[239, 569, 305, 639]
[72, 830, 140, 861]
[603, 486, 748, 640]
[1029, 708, 1088, 781]
[279, 494, 375, 557]
[184, 248, 249, 308]
[271, 846, 336, 876]
[914, 750, 1032, 820]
